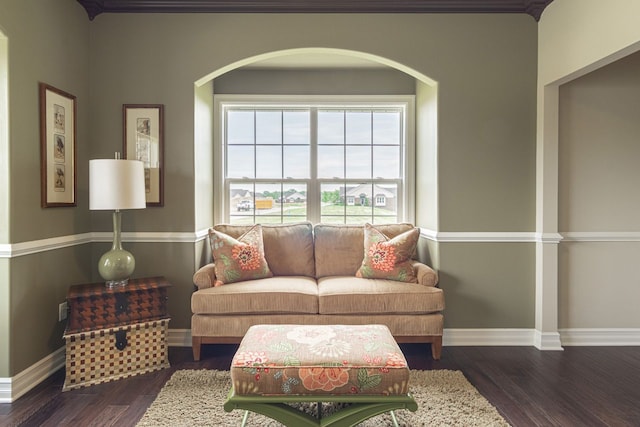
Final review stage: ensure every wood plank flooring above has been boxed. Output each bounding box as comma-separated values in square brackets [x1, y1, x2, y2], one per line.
[1, 345, 639, 426]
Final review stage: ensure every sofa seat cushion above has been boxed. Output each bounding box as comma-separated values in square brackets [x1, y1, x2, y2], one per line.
[317, 276, 444, 315]
[213, 222, 315, 277]
[192, 276, 318, 315]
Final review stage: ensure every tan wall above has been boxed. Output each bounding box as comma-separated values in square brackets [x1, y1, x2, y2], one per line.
[559, 51, 640, 232]
[0, 0, 90, 242]
[86, 12, 537, 333]
[439, 243, 535, 328]
[1, 5, 540, 376]
[559, 242, 640, 329]
[558, 51, 640, 329]
[10, 248, 91, 373]
[0, 0, 91, 377]
[88, 13, 537, 233]
[214, 69, 416, 95]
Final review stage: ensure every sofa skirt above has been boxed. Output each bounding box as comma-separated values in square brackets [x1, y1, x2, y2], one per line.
[191, 313, 443, 338]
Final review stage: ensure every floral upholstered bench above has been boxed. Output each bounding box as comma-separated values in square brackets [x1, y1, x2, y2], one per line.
[224, 324, 417, 427]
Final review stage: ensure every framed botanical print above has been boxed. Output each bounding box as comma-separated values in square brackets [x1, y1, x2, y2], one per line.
[123, 104, 164, 206]
[39, 82, 77, 207]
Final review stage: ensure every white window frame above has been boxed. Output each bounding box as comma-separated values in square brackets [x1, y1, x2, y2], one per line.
[213, 95, 416, 225]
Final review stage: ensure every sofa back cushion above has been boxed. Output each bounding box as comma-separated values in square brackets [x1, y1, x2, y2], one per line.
[314, 223, 415, 278]
[212, 222, 315, 277]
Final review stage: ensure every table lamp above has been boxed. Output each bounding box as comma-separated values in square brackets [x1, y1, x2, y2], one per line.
[89, 155, 146, 287]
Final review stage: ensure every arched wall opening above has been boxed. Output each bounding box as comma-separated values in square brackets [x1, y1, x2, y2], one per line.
[536, 43, 640, 349]
[192, 48, 440, 268]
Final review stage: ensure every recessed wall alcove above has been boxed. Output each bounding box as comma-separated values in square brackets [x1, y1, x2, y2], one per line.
[192, 48, 440, 268]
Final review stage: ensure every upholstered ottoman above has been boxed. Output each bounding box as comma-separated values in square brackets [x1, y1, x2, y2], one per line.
[224, 324, 417, 426]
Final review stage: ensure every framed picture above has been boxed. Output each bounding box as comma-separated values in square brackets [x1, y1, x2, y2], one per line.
[39, 83, 77, 207]
[123, 104, 164, 206]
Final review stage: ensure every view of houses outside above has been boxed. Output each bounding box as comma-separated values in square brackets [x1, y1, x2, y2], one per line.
[229, 183, 398, 224]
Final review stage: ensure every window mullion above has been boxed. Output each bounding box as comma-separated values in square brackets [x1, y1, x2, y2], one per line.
[308, 107, 319, 224]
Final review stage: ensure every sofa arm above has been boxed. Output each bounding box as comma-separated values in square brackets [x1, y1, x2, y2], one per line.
[412, 261, 439, 287]
[193, 263, 217, 290]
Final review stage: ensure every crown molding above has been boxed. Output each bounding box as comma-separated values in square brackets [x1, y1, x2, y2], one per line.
[77, 0, 553, 21]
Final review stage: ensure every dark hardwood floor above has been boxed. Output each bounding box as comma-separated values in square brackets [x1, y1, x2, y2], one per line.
[2, 345, 639, 426]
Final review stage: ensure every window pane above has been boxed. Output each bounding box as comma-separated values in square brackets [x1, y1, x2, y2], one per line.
[227, 111, 254, 145]
[321, 183, 346, 218]
[256, 145, 282, 178]
[318, 146, 344, 179]
[284, 111, 310, 145]
[345, 182, 373, 218]
[373, 111, 401, 145]
[281, 183, 307, 218]
[346, 111, 371, 145]
[283, 146, 310, 178]
[372, 183, 398, 223]
[227, 145, 254, 178]
[229, 183, 254, 224]
[346, 146, 371, 179]
[255, 183, 280, 218]
[256, 111, 282, 145]
[318, 111, 344, 145]
[373, 146, 400, 179]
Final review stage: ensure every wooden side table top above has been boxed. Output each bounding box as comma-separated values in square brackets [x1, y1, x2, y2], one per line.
[67, 276, 170, 298]
[65, 276, 171, 335]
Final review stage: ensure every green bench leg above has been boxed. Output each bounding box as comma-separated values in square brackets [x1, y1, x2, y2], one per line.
[224, 388, 418, 427]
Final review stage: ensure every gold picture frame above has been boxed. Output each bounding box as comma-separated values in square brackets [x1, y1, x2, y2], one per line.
[39, 83, 77, 208]
[123, 104, 164, 207]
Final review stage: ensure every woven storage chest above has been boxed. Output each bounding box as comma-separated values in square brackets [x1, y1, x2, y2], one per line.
[63, 276, 172, 391]
[63, 318, 170, 391]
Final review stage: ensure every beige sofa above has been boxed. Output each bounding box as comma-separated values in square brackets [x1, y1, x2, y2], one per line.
[191, 222, 444, 361]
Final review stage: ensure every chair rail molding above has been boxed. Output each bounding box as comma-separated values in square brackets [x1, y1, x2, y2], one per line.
[0, 229, 210, 258]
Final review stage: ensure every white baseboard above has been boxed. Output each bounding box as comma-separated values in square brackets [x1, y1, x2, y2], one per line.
[533, 330, 564, 350]
[559, 328, 640, 346]
[443, 328, 537, 346]
[0, 346, 65, 403]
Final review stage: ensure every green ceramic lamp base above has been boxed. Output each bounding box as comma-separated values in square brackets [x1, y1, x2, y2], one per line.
[98, 211, 136, 288]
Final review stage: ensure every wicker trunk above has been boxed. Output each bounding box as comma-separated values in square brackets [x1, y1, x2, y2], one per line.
[63, 277, 171, 391]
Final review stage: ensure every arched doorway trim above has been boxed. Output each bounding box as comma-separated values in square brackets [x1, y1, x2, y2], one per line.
[195, 47, 437, 87]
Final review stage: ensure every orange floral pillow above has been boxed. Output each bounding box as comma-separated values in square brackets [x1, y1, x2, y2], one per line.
[356, 223, 419, 283]
[209, 224, 272, 286]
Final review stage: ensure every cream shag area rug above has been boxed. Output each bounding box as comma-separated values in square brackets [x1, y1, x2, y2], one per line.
[137, 369, 510, 427]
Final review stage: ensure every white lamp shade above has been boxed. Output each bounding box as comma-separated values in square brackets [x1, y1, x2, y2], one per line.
[89, 159, 146, 210]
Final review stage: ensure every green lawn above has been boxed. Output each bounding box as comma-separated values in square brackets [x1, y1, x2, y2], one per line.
[229, 203, 397, 225]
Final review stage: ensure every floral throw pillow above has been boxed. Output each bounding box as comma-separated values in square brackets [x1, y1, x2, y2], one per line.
[355, 223, 419, 283]
[209, 224, 272, 287]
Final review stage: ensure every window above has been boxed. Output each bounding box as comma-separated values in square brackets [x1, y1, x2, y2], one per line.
[215, 96, 414, 225]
